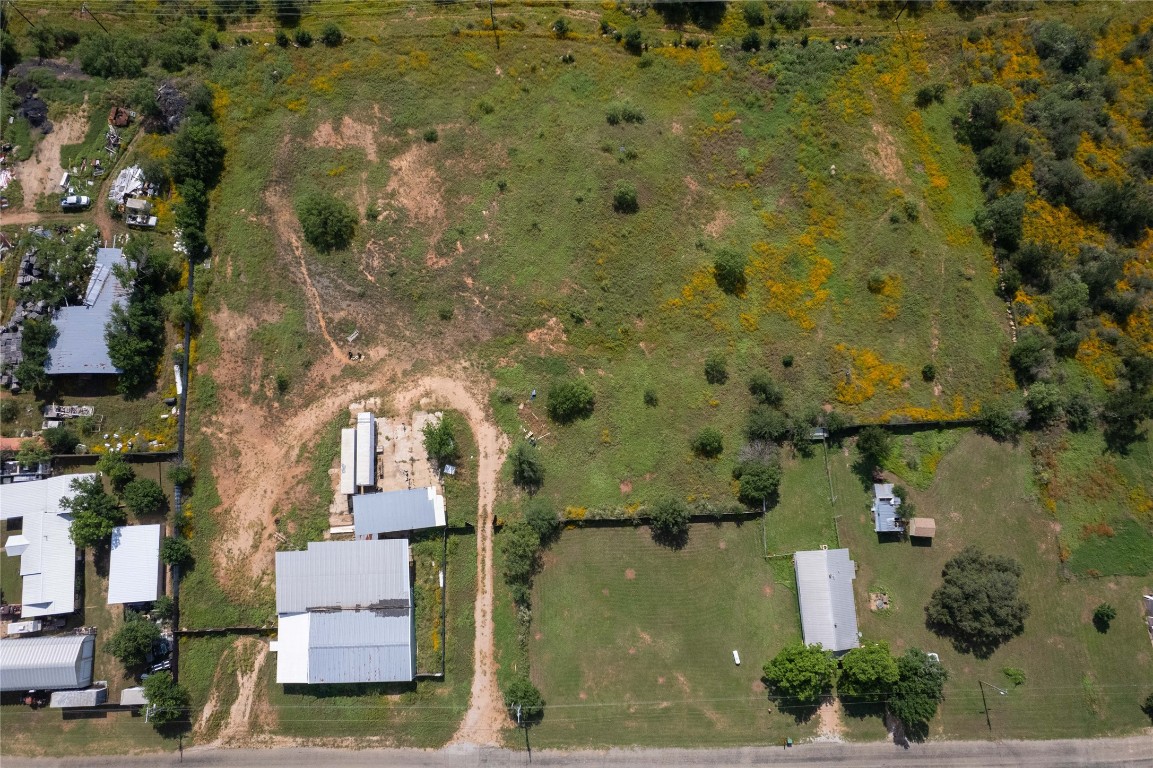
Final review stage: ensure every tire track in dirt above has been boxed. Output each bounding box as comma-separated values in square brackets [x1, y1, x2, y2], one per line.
[392, 376, 509, 747]
[263, 186, 344, 360]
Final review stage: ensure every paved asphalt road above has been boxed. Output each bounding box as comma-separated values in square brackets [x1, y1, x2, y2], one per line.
[7, 736, 1153, 768]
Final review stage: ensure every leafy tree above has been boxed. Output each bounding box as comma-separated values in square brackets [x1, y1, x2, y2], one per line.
[421, 416, 457, 467]
[704, 352, 728, 385]
[320, 22, 344, 47]
[1092, 603, 1116, 633]
[926, 546, 1029, 657]
[921, 363, 937, 382]
[169, 116, 225, 187]
[746, 406, 789, 443]
[161, 537, 193, 567]
[272, 0, 304, 25]
[41, 427, 79, 455]
[979, 397, 1025, 441]
[552, 17, 570, 38]
[1009, 328, 1055, 385]
[954, 85, 1015, 151]
[713, 248, 748, 294]
[622, 25, 643, 55]
[856, 426, 892, 467]
[546, 379, 595, 423]
[142, 672, 190, 726]
[510, 441, 545, 491]
[152, 594, 175, 620]
[76, 33, 149, 78]
[106, 241, 173, 397]
[1025, 382, 1063, 428]
[743, 2, 766, 27]
[0, 28, 18, 71]
[741, 30, 761, 52]
[1031, 20, 1092, 74]
[0, 399, 17, 423]
[762, 642, 837, 707]
[106, 612, 161, 667]
[123, 478, 168, 517]
[914, 83, 947, 108]
[13, 318, 57, 393]
[612, 181, 639, 213]
[16, 439, 51, 467]
[500, 520, 540, 604]
[692, 427, 724, 458]
[735, 460, 782, 506]
[974, 190, 1026, 251]
[167, 463, 194, 487]
[839, 641, 899, 699]
[1143, 691, 1153, 723]
[748, 372, 784, 407]
[648, 497, 689, 547]
[297, 192, 357, 252]
[888, 649, 948, 740]
[523, 497, 560, 545]
[773, 2, 810, 31]
[276, 30, 290, 47]
[97, 451, 137, 494]
[1102, 386, 1152, 453]
[294, 28, 313, 47]
[503, 674, 544, 724]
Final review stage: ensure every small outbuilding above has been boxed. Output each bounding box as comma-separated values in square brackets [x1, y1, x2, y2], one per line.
[50, 684, 108, 708]
[908, 517, 937, 539]
[355, 411, 376, 488]
[0, 634, 96, 691]
[120, 686, 148, 707]
[872, 483, 902, 534]
[352, 486, 446, 538]
[107, 524, 164, 606]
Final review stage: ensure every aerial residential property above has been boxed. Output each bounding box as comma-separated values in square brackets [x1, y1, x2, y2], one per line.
[2, 2, 1153, 763]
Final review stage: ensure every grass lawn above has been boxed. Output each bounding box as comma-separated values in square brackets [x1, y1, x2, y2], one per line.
[527, 521, 811, 748]
[838, 432, 1153, 741]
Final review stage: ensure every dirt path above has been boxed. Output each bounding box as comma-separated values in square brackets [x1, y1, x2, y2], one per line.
[392, 376, 509, 747]
[219, 640, 269, 745]
[263, 186, 344, 360]
[815, 697, 845, 742]
[12, 98, 89, 211]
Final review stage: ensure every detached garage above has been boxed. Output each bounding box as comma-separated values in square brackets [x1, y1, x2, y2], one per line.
[107, 524, 164, 606]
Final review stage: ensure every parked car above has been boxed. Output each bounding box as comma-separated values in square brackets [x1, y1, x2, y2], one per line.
[60, 195, 90, 211]
[152, 638, 171, 659]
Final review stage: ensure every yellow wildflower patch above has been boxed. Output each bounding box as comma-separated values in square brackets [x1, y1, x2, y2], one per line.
[1075, 333, 1123, 388]
[1021, 197, 1105, 259]
[833, 344, 906, 405]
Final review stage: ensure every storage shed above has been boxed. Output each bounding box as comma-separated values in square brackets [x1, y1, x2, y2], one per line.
[107, 524, 163, 605]
[908, 517, 937, 539]
[355, 412, 376, 488]
[339, 427, 356, 496]
[872, 483, 902, 534]
[0, 634, 95, 691]
[50, 685, 108, 708]
[352, 486, 446, 538]
[794, 548, 860, 655]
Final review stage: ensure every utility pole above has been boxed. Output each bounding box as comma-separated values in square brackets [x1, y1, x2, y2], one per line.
[978, 680, 1007, 731]
[488, 0, 499, 50]
[5, 1, 36, 28]
[81, 3, 109, 33]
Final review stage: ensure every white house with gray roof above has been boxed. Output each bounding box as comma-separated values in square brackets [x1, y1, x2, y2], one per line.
[271, 539, 415, 684]
[794, 548, 860, 655]
[44, 247, 127, 376]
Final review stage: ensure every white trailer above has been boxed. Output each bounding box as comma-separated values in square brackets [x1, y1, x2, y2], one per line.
[339, 427, 356, 496]
[355, 412, 375, 488]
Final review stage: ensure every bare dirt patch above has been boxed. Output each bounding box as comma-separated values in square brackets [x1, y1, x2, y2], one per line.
[218, 639, 269, 745]
[384, 143, 448, 267]
[625, 568, 636, 580]
[868, 591, 891, 612]
[526, 316, 568, 353]
[704, 208, 733, 238]
[310, 115, 381, 163]
[619, 480, 633, 495]
[762, 583, 773, 597]
[864, 122, 908, 186]
[13, 99, 89, 211]
[815, 697, 845, 742]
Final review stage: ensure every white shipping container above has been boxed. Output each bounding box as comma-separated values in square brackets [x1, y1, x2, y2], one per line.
[339, 428, 356, 496]
[355, 412, 375, 487]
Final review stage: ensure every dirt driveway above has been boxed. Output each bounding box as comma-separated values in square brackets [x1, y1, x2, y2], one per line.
[12, 99, 89, 211]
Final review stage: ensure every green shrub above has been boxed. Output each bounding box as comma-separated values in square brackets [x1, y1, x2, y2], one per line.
[123, 478, 168, 517]
[106, 612, 160, 667]
[704, 352, 728, 385]
[856, 426, 892, 467]
[320, 22, 343, 47]
[605, 103, 645, 125]
[692, 427, 724, 458]
[643, 387, 658, 407]
[142, 672, 190, 727]
[546, 379, 595, 423]
[921, 363, 937, 382]
[623, 25, 643, 55]
[524, 497, 560, 544]
[914, 83, 947, 108]
[552, 17, 569, 39]
[713, 248, 748, 294]
[773, 2, 810, 31]
[297, 192, 356, 252]
[746, 406, 789, 443]
[743, 2, 766, 27]
[735, 460, 782, 505]
[275, 30, 290, 47]
[511, 441, 545, 490]
[424, 128, 439, 143]
[1003, 666, 1027, 686]
[97, 451, 136, 494]
[422, 416, 458, 466]
[612, 181, 638, 213]
[648, 497, 689, 547]
[503, 674, 544, 723]
[1092, 603, 1117, 632]
[741, 30, 761, 52]
[41, 426, 79, 455]
[979, 398, 1025, 441]
[161, 536, 193, 566]
[294, 29, 313, 47]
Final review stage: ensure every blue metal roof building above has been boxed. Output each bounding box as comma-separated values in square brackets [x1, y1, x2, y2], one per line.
[44, 248, 127, 376]
[872, 483, 903, 534]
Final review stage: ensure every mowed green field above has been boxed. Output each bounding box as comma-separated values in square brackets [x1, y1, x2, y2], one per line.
[527, 432, 1153, 746]
[838, 432, 1153, 740]
[528, 522, 809, 748]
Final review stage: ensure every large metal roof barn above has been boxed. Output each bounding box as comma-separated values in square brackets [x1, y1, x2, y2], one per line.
[44, 248, 127, 376]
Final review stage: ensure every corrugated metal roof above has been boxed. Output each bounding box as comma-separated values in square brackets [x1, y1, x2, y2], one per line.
[872, 484, 902, 533]
[0, 474, 88, 521]
[0, 634, 95, 691]
[107, 525, 162, 605]
[355, 413, 375, 487]
[339, 428, 356, 496]
[44, 248, 127, 375]
[352, 487, 446, 537]
[273, 539, 416, 684]
[794, 548, 860, 654]
[274, 539, 410, 614]
[50, 686, 107, 707]
[9, 475, 94, 618]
